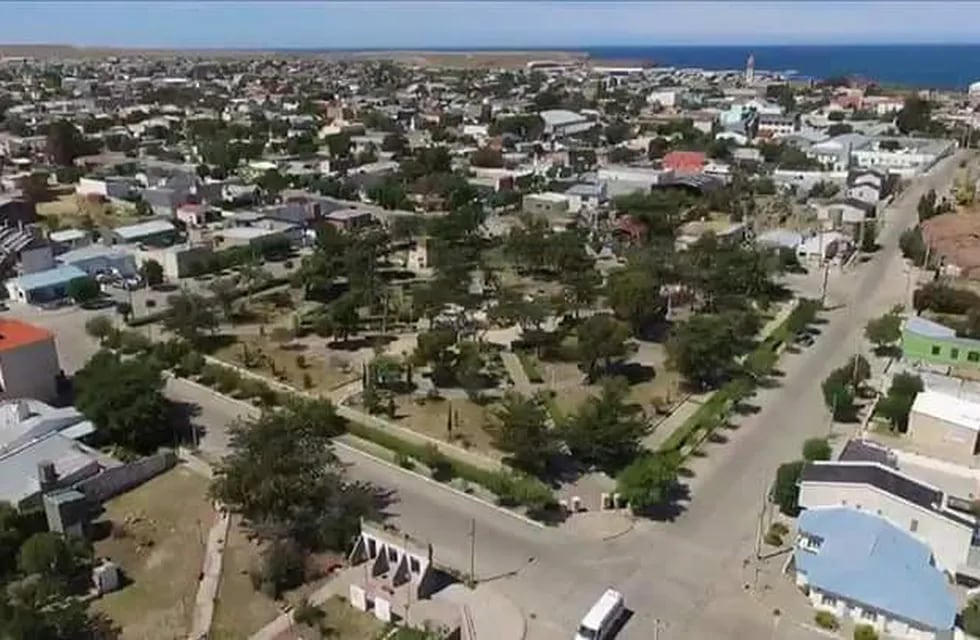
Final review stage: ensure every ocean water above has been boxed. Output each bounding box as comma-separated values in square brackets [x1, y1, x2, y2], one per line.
[580, 44, 980, 89]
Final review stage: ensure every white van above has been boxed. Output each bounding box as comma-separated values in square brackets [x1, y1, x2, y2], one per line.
[574, 588, 624, 640]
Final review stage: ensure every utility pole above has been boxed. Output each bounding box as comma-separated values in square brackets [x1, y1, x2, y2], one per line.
[820, 261, 830, 307]
[469, 518, 476, 584]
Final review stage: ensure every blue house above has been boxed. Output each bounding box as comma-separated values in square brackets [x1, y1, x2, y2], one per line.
[794, 508, 955, 639]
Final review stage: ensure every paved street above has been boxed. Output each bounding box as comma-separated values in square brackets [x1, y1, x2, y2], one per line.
[11, 150, 971, 639]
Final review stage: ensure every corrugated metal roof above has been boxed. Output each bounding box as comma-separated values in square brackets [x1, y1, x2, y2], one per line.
[10, 264, 87, 292]
[795, 508, 955, 630]
[904, 316, 957, 340]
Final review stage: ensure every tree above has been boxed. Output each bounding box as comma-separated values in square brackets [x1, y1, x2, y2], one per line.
[962, 597, 980, 638]
[487, 392, 558, 477]
[827, 123, 853, 137]
[211, 399, 373, 551]
[802, 438, 832, 462]
[45, 119, 88, 166]
[853, 624, 878, 640]
[917, 188, 938, 222]
[469, 147, 504, 168]
[821, 369, 856, 420]
[877, 373, 924, 432]
[209, 277, 239, 322]
[257, 538, 306, 598]
[17, 533, 87, 581]
[329, 294, 360, 344]
[74, 351, 171, 453]
[165, 292, 218, 344]
[381, 133, 408, 156]
[773, 460, 804, 516]
[84, 315, 114, 345]
[140, 259, 164, 287]
[864, 306, 903, 354]
[899, 227, 928, 266]
[576, 314, 632, 383]
[604, 120, 632, 145]
[560, 378, 649, 472]
[66, 277, 100, 304]
[616, 452, 679, 512]
[605, 266, 663, 333]
[666, 314, 744, 391]
[896, 95, 933, 134]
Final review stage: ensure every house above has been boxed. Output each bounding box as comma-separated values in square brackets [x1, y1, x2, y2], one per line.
[0, 320, 61, 403]
[796, 231, 849, 263]
[793, 508, 955, 640]
[539, 109, 594, 137]
[175, 203, 212, 227]
[6, 264, 89, 305]
[798, 458, 976, 576]
[49, 229, 92, 253]
[563, 182, 606, 213]
[522, 192, 570, 218]
[0, 194, 38, 227]
[757, 113, 800, 138]
[214, 219, 301, 250]
[662, 151, 707, 175]
[57, 245, 138, 279]
[812, 198, 877, 226]
[675, 220, 747, 251]
[131, 243, 214, 280]
[106, 219, 178, 246]
[902, 316, 980, 371]
[325, 209, 374, 233]
[906, 390, 980, 462]
[846, 182, 882, 205]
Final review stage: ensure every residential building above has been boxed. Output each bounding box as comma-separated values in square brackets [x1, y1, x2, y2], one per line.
[798, 459, 976, 575]
[132, 243, 214, 280]
[106, 219, 178, 246]
[325, 209, 374, 233]
[522, 192, 570, 217]
[539, 109, 594, 137]
[662, 151, 707, 175]
[563, 182, 606, 213]
[902, 316, 980, 371]
[57, 245, 138, 279]
[6, 264, 89, 305]
[793, 508, 955, 640]
[48, 229, 92, 253]
[906, 389, 980, 462]
[757, 113, 800, 138]
[0, 320, 61, 403]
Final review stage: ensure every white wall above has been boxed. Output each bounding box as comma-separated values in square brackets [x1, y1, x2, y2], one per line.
[806, 587, 939, 640]
[0, 338, 59, 403]
[799, 483, 972, 574]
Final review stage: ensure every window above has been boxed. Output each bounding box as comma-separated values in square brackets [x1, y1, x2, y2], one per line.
[822, 594, 837, 607]
[409, 557, 420, 574]
[952, 348, 960, 360]
[970, 351, 980, 363]
[861, 609, 877, 622]
[911, 519, 919, 532]
[932, 345, 942, 356]
[388, 547, 398, 561]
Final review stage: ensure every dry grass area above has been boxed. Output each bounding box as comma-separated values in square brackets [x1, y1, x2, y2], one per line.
[211, 333, 359, 394]
[36, 191, 142, 230]
[273, 596, 385, 640]
[211, 520, 346, 639]
[545, 361, 682, 420]
[90, 466, 214, 640]
[392, 395, 499, 456]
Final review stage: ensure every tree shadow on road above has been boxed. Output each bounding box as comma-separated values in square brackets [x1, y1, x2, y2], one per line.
[633, 483, 690, 522]
[168, 399, 204, 447]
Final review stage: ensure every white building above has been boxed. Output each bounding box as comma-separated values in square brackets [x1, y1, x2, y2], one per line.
[539, 110, 594, 137]
[0, 320, 61, 404]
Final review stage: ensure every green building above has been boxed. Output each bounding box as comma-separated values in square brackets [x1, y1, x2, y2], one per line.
[902, 316, 980, 368]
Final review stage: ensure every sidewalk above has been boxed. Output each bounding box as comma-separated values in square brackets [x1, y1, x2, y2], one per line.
[500, 351, 532, 394]
[188, 506, 231, 640]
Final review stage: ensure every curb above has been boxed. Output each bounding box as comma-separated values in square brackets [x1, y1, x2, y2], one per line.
[332, 440, 546, 530]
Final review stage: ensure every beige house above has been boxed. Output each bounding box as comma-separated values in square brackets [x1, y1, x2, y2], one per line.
[907, 390, 980, 463]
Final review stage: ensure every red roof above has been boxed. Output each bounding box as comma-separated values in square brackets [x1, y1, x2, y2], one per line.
[0, 320, 53, 352]
[662, 151, 707, 174]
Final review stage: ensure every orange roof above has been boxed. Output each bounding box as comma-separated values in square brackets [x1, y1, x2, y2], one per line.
[0, 320, 53, 352]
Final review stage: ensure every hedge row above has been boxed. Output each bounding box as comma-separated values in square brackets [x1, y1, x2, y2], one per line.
[345, 420, 557, 516]
[659, 299, 821, 455]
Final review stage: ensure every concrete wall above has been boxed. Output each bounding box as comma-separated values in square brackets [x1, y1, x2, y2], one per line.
[76, 450, 177, 503]
[0, 337, 59, 403]
[907, 412, 980, 462]
[798, 483, 972, 574]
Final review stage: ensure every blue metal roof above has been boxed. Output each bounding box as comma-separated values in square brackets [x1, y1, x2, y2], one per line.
[10, 265, 87, 292]
[795, 508, 955, 630]
[904, 316, 957, 340]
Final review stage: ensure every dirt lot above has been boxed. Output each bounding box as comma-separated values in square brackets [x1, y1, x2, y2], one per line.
[211, 333, 360, 395]
[389, 395, 498, 457]
[90, 466, 215, 640]
[272, 596, 385, 640]
[36, 190, 143, 230]
[211, 520, 347, 639]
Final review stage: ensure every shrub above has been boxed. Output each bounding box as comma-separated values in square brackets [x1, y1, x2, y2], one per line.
[763, 531, 783, 546]
[814, 611, 838, 630]
[302, 373, 313, 389]
[853, 624, 878, 640]
[770, 521, 789, 536]
[119, 330, 151, 354]
[214, 367, 243, 394]
[293, 599, 324, 627]
[395, 452, 415, 469]
[179, 351, 206, 376]
[802, 438, 831, 462]
[258, 538, 306, 599]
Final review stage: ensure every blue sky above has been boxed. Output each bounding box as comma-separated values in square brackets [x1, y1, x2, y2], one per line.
[1, 1, 979, 49]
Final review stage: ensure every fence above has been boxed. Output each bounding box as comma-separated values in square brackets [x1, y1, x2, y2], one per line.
[77, 450, 177, 503]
